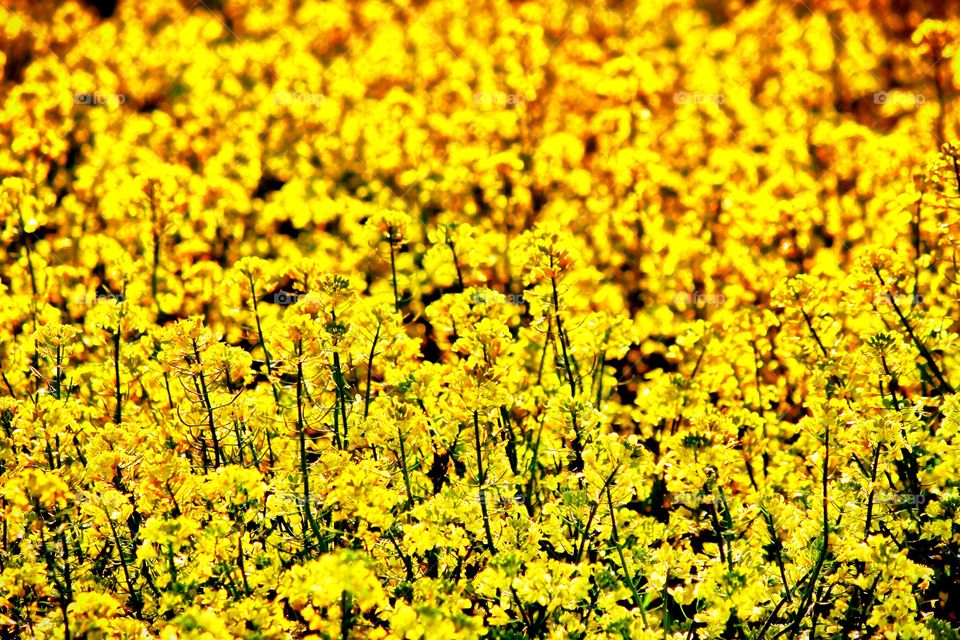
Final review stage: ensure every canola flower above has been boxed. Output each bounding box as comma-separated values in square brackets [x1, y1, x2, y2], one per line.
[1, 0, 960, 638]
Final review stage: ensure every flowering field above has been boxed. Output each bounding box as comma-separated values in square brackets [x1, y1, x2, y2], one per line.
[2, 0, 960, 638]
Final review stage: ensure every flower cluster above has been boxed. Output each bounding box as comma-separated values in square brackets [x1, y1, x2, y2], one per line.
[1, 0, 960, 639]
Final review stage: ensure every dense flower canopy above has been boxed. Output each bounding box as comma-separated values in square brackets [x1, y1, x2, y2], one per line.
[1, 0, 960, 638]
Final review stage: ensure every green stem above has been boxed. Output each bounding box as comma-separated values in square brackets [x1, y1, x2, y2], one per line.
[53, 344, 62, 400]
[341, 590, 353, 640]
[606, 482, 647, 627]
[296, 340, 324, 552]
[474, 410, 496, 554]
[113, 327, 122, 424]
[789, 417, 830, 638]
[330, 314, 350, 450]
[447, 236, 464, 291]
[398, 427, 414, 509]
[388, 227, 400, 312]
[364, 319, 382, 419]
[105, 508, 142, 615]
[192, 340, 223, 467]
[874, 266, 953, 393]
[248, 273, 280, 406]
[18, 210, 38, 298]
